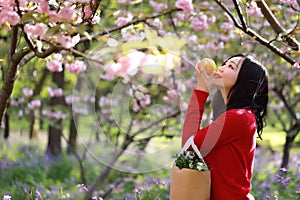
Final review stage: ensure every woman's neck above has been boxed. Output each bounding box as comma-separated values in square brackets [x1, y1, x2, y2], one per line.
[220, 89, 229, 105]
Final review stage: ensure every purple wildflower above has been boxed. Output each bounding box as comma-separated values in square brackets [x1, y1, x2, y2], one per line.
[276, 174, 292, 187]
[76, 184, 89, 192]
[132, 188, 139, 193]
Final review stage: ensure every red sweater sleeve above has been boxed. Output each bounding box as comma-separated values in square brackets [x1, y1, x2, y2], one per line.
[181, 90, 209, 147]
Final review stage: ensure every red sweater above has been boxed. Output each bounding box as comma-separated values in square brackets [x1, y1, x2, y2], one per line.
[182, 90, 257, 200]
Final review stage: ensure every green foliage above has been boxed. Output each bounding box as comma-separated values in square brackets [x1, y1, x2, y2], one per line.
[174, 151, 209, 171]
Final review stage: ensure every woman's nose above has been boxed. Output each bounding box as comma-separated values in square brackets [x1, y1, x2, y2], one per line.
[218, 65, 225, 72]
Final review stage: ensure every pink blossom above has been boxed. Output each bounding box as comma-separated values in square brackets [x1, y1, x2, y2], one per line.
[46, 53, 63, 72]
[139, 95, 151, 107]
[57, 35, 72, 48]
[292, 63, 300, 69]
[286, 71, 297, 80]
[91, 15, 101, 24]
[187, 35, 198, 44]
[117, 0, 128, 3]
[207, 15, 216, 24]
[36, 1, 50, 13]
[68, 0, 90, 3]
[133, 99, 140, 112]
[65, 60, 87, 74]
[175, 0, 194, 14]
[152, 18, 162, 29]
[167, 90, 178, 99]
[65, 95, 80, 105]
[280, 0, 300, 9]
[140, 54, 157, 66]
[115, 17, 130, 27]
[48, 87, 63, 97]
[100, 73, 115, 80]
[124, 51, 144, 75]
[73, 107, 88, 115]
[106, 51, 144, 76]
[53, 111, 68, 119]
[19, 97, 25, 104]
[42, 109, 49, 116]
[43, 110, 68, 119]
[220, 32, 236, 42]
[246, 2, 263, 18]
[56, 34, 80, 49]
[220, 22, 234, 31]
[57, 6, 77, 21]
[0, 10, 20, 27]
[10, 98, 19, 106]
[205, 41, 224, 51]
[28, 99, 41, 109]
[115, 13, 133, 27]
[82, 95, 95, 103]
[106, 62, 124, 76]
[24, 23, 48, 39]
[82, 6, 92, 19]
[191, 13, 209, 31]
[49, 12, 61, 23]
[149, 0, 168, 11]
[22, 88, 34, 97]
[18, 0, 28, 8]
[0, 0, 14, 9]
[176, 13, 189, 21]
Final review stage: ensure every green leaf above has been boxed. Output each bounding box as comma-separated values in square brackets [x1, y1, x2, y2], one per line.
[21, 12, 36, 23]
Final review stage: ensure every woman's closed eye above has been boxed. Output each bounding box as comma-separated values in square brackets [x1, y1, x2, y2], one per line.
[228, 64, 234, 69]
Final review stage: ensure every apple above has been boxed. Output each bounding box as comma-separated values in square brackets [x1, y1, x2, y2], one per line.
[198, 58, 216, 76]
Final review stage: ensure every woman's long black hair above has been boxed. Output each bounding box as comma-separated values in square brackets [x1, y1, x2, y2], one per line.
[212, 54, 269, 139]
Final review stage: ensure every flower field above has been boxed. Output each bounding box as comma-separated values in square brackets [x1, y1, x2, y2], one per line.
[0, 137, 299, 200]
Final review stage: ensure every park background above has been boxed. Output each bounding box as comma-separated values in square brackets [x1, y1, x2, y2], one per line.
[0, 0, 299, 199]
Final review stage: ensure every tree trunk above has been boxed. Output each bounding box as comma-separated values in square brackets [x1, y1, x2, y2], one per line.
[46, 71, 64, 157]
[67, 115, 78, 154]
[281, 132, 297, 169]
[29, 112, 39, 139]
[4, 111, 9, 139]
[47, 123, 63, 156]
[29, 68, 49, 139]
[0, 26, 30, 125]
[67, 73, 83, 155]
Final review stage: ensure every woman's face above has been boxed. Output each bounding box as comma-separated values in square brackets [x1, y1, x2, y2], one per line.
[212, 56, 244, 94]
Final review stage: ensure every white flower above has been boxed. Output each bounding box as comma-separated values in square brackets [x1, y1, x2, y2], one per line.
[2, 195, 12, 200]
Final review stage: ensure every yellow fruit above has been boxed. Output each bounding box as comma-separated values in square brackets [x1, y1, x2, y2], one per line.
[198, 58, 216, 76]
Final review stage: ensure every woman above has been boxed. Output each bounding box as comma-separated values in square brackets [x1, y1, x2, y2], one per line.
[182, 54, 269, 200]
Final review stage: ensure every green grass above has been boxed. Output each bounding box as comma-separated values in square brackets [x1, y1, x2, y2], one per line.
[1, 123, 299, 199]
[257, 125, 300, 154]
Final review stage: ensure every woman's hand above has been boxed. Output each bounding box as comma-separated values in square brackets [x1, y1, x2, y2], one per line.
[195, 60, 215, 92]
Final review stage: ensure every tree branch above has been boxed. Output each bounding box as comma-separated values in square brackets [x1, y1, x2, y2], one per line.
[244, 27, 295, 63]
[214, 0, 297, 65]
[272, 87, 297, 120]
[214, 0, 243, 28]
[35, 45, 63, 58]
[0, 47, 30, 125]
[233, 0, 247, 29]
[256, 0, 300, 50]
[9, 26, 19, 58]
[80, 8, 181, 43]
